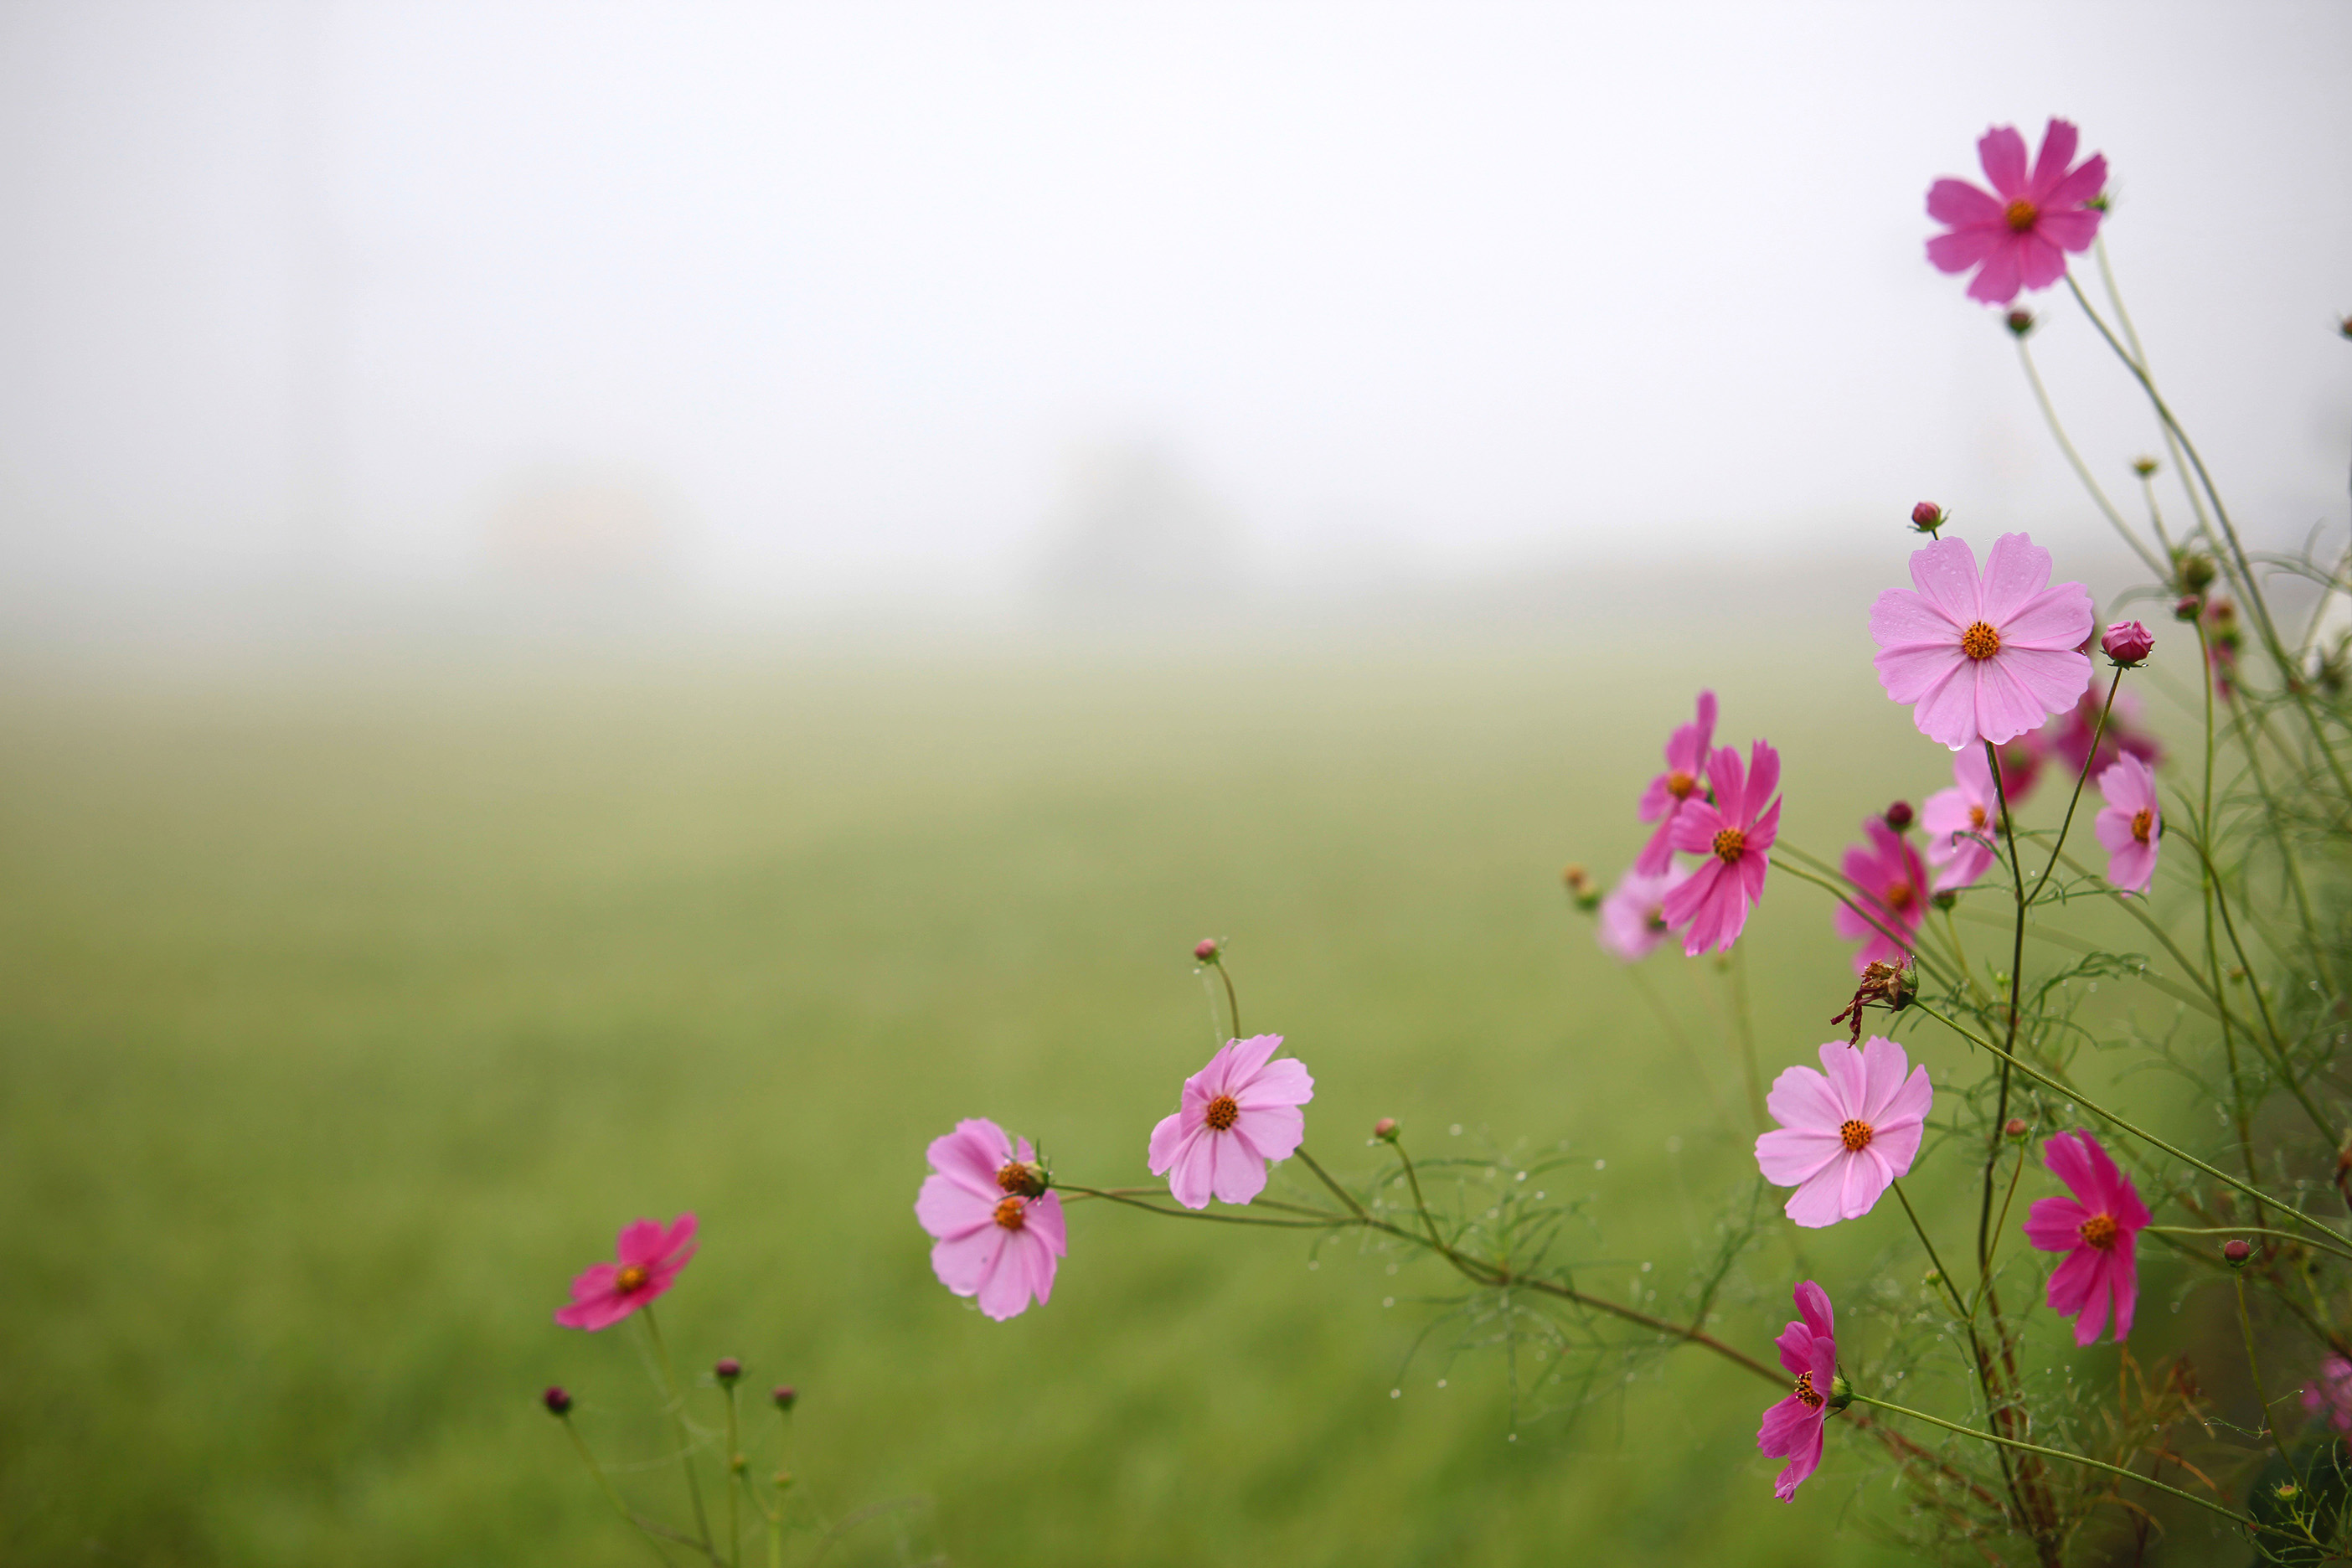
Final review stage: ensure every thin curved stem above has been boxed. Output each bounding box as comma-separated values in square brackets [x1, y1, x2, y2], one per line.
[2014, 335, 2169, 580]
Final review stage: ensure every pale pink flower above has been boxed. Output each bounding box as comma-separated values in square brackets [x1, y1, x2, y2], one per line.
[554, 1214, 698, 1331]
[1148, 1034, 1313, 1210]
[1660, 741, 1781, 956]
[1926, 119, 2107, 305]
[1755, 1038, 1932, 1228]
[2024, 1130, 2148, 1346]
[1596, 863, 1694, 962]
[2092, 753, 2162, 895]
[916, 1118, 1067, 1321]
[1920, 746, 2000, 891]
[2303, 1356, 2352, 1434]
[1833, 818, 1928, 973]
[1756, 1280, 1839, 1502]
[1870, 534, 2094, 750]
[1634, 691, 1718, 877]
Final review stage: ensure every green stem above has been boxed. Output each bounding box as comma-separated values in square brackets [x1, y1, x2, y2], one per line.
[722, 1379, 740, 1568]
[1892, 1179, 1970, 1321]
[1847, 1393, 2266, 1537]
[1910, 1000, 2352, 1249]
[564, 1416, 682, 1567]
[1979, 740, 2028, 1279]
[2024, 667, 2123, 909]
[2236, 1273, 2298, 1478]
[2014, 334, 2169, 580]
[641, 1308, 720, 1566]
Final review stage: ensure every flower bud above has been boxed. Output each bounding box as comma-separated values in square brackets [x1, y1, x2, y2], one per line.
[2172, 594, 2203, 623]
[1884, 800, 1914, 831]
[2223, 1239, 2252, 1266]
[1373, 1117, 1399, 1142]
[1193, 938, 1220, 963]
[771, 1385, 798, 1411]
[2175, 553, 2216, 595]
[1931, 890, 1957, 911]
[996, 1159, 1050, 1199]
[544, 1385, 574, 1416]
[1909, 502, 1946, 536]
[2004, 1117, 2029, 1141]
[2004, 309, 2035, 338]
[714, 1357, 742, 1385]
[1825, 1372, 1854, 1411]
[1560, 864, 1600, 911]
[2130, 456, 2158, 477]
[2102, 621, 2154, 668]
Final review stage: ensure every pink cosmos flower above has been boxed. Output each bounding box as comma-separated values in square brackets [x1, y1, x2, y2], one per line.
[1596, 863, 1694, 962]
[1755, 1037, 1932, 1228]
[554, 1214, 698, 1331]
[1833, 818, 1928, 973]
[2092, 753, 2162, 895]
[2024, 1130, 2149, 1346]
[2046, 683, 2164, 778]
[1661, 741, 1781, 957]
[1148, 1034, 1313, 1210]
[915, 1118, 1067, 1321]
[1870, 534, 2094, 750]
[1634, 691, 1718, 877]
[2303, 1356, 2352, 1434]
[1926, 119, 2107, 305]
[1757, 1280, 1840, 1502]
[1920, 747, 2000, 891]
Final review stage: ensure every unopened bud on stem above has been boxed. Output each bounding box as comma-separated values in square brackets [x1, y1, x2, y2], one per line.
[1373, 1117, 1399, 1142]
[1883, 800, 1913, 831]
[2004, 309, 2035, 338]
[2223, 1239, 2252, 1266]
[1193, 938, 1220, 964]
[1909, 502, 1946, 537]
[2102, 622, 2154, 668]
[772, 1385, 798, 1411]
[714, 1357, 742, 1385]
[2004, 1117, 2029, 1141]
[543, 1386, 573, 1416]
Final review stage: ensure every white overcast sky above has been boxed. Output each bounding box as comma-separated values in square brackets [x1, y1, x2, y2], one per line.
[0, 1, 2346, 609]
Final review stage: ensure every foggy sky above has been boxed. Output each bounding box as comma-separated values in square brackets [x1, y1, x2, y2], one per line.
[1, 2, 2347, 617]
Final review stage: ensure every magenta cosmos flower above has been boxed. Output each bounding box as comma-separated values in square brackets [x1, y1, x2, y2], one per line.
[1833, 818, 1928, 973]
[1920, 746, 2000, 891]
[1757, 1281, 1841, 1502]
[1926, 119, 2107, 305]
[1755, 1037, 1932, 1228]
[2024, 1130, 2148, 1346]
[2304, 1356, 2352, 1434]
[1660, 741, 1782, 957]
[2092, 753, 2162, 895]
[2047, 683, 2164, 778]
[1596, 863, 1694, 962]
[554, 1214, 698, 1331]
[1870, 534, 2094, 750]
[916, 1118, 1067, 1321]
[1148, 1034, 1313, 1210]
[1634, 690, 1718, 877]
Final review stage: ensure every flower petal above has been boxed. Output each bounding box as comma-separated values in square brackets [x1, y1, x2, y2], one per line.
[925, 1120, 1013, 1199]
[1756, 1126, 1844, 1188]
[1926, 176, 2004, 228]
[1966, 241, 2024, 305]
[1207, 1127, 1270, 1206]
[2024, 1194, 2089, 1253]
[2027, 118, 2080, 199]
[1977, 124, 2030, 199]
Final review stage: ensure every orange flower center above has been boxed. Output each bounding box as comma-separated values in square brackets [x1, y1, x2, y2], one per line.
[993, 1196, 1027, 1230]
[2004, 198, 2039, 232]
[1793, 1370, 1824, 1411]
[2131, 808, 2153, 843]
[2078, 1213, 2118, 1250]
[1968, 804, 1987, 830]
[1839, 1119, 1874, 1153]
[1961, 621, 2003, 661]
[1712, 828, 1746, 864]
[615, 1265, 650, 1292]
[1885, 881, 1914, 911]
[1204, 1094, 1240, 1132]
[1667, 770, 1696, 800]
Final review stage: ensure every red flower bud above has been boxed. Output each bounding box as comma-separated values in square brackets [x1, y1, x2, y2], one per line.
[1193, 938, 1220, 963]
[714, 1358, 742, 1384]
[1884, 801, 1914, 831]
[2223, 1239, 2252, 1266]
[772, 1385, 798, 1411]
[2102, 621, 2154, 668]
[1909, 502, 1945, 534]
[2003, 1117, 2029, 1140]
[2004, 309, 2035, 337]
[1373, 1117, 1399, 1141]
[2172, 594, 2202, 623]
[543, 1385, 574, 1416]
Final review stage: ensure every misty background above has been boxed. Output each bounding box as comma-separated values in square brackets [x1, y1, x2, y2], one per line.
[1, 2, 2347, 650]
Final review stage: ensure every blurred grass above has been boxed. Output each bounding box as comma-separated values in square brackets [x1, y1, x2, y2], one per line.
[0, 632, 2207, 1565]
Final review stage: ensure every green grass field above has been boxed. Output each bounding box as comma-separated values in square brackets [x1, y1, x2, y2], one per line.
[0, 629, 2216, 1565]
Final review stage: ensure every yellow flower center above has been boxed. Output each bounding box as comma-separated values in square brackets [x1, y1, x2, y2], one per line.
[1961, 621, 2003, 661]
[1968, 804, 1987, 829]
[993, 1197, 1027, 1231]
[1712, 828, 1746, 864]
[1793, 1370, 1824, 1411]
[2004, 198, 2039, 232]
[1205, 1094, 1240, 1132]
[1839, 1119, 1874, 1153]
[2079, 1213, 2118, 1250]
[615, 1265, 650, 1292]
[1885, 881, 1914, 911]
[1667, 770, 1696, 800]
[2131, 808, 2153, 843]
